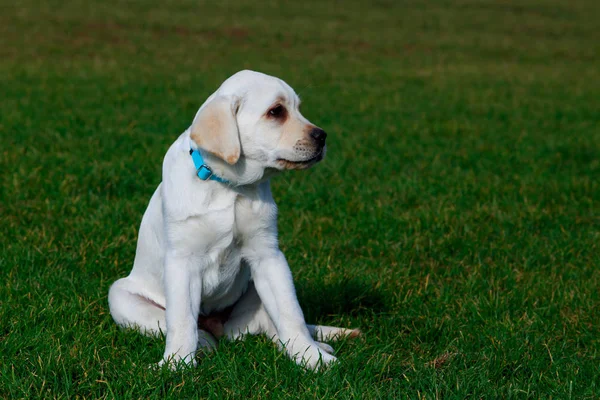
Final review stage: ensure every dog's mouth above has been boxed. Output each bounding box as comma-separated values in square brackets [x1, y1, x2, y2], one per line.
[277, 151, 324, 170]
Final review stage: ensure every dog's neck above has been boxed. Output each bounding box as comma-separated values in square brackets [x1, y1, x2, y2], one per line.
[185, 131, 278, 188]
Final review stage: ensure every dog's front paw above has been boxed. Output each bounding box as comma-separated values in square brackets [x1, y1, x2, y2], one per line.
[286, 339, 338, 370]
[154, 353, 197, 370]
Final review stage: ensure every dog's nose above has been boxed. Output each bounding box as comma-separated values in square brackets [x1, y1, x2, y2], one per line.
[310, 128, 327, 145]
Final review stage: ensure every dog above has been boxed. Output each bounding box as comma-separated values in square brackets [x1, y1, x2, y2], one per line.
[108, 70, 359, 370]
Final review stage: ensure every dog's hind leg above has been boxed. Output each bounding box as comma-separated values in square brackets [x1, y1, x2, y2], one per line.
[223, 282, 360, 353]
[108, 277, 217, 349]
[222, 281, 276, 340]
[108, 277, 167, 336]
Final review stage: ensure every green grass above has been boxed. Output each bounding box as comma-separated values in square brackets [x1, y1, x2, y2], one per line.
[1, 0, 600, 397]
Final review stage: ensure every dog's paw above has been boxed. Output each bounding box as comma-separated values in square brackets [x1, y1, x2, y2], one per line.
[197, 329, 218, 352]
[154, 353, 197, 371]
[315, 341, 335, 354]
[301, 346, 338, 371]
[286, 339, 338, 370]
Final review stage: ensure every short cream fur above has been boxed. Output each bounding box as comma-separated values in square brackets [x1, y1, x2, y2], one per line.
[108, 70, 359, 370]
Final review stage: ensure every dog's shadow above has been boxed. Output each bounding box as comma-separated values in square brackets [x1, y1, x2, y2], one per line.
[296, 277, 390, 322]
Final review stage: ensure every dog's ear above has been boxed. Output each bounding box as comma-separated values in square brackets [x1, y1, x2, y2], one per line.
[190, 96, 241, 165]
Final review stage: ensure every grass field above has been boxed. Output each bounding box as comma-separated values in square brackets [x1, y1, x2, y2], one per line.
[1, 0, 600, 398]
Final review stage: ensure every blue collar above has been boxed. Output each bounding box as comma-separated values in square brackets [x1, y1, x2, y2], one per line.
[189, 148, 230, 184]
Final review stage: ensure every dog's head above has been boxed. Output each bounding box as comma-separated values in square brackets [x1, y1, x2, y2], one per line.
[190, 70, 327, 182]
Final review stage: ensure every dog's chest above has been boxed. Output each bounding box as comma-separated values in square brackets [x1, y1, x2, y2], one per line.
[196, 194, 269, 311]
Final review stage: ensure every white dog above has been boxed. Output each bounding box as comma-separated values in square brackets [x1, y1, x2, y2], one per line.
[108, 70, 359, 369]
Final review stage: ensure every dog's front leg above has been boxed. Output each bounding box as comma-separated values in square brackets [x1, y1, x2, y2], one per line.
[159, 251, 201, 368]
[251, 250, 337, 369]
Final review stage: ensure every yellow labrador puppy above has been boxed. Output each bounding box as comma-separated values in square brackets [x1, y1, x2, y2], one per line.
[108, 70, 359, 369]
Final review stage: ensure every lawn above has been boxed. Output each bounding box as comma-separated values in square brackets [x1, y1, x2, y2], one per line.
[1, 0, 599, 398]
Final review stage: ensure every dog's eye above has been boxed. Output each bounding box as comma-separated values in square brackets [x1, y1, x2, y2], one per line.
[268, 105, 286, 119]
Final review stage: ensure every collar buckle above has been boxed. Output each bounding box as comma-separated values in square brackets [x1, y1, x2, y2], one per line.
[190, 149, 229, 184]
[196, 164, 213, 181]
[189, 148, 229, 184]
